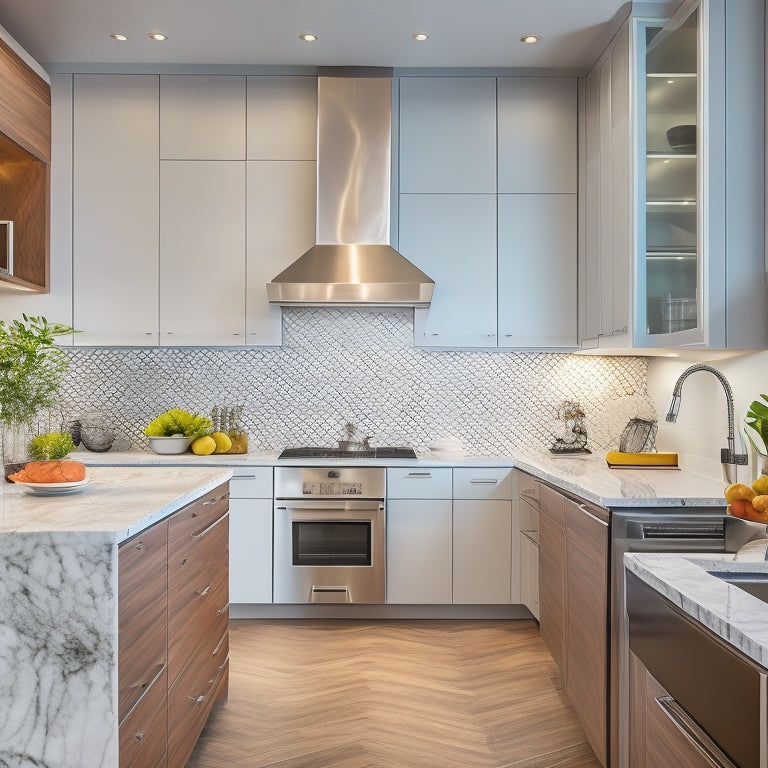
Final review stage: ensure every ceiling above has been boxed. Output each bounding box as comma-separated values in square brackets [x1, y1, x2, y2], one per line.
[0, 0, 649, 72]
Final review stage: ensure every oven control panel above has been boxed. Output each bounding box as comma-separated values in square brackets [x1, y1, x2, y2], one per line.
[302, 481, 362, 496]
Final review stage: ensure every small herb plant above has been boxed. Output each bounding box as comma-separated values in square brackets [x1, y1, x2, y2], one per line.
[0, 315, 74, 428]
[29, 432, 77, 460]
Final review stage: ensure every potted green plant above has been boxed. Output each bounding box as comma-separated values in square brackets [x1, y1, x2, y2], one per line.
[0, 314, 74, 472]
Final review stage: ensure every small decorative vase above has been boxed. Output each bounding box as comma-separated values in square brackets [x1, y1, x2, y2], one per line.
[2, 421, 32, 479]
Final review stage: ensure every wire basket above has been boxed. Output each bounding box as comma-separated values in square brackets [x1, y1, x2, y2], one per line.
[619, 418, 658, 453]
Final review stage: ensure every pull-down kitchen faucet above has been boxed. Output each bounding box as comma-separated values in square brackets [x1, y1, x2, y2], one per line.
[665, 363, 747, 476]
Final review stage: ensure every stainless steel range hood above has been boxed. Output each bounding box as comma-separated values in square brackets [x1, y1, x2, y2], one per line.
[267, 67, 434, 307]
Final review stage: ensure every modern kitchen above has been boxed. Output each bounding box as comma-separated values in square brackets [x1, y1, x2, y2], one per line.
[2, 0, 768, 766]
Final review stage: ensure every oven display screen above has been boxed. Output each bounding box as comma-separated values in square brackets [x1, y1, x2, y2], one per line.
[302, 481, 363, 496]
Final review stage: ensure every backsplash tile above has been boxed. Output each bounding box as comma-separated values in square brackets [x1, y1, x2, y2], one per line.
[52, 308, 656, 455]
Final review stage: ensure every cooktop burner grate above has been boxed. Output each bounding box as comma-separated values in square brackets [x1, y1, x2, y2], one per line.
[278, 446, 417, 460]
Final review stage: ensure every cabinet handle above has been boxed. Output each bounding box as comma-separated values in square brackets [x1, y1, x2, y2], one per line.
[470, 478, 498, 485]
[232, 474, 258, 479]
[120, 663, 166, 726]
[197, 584, 212, 597]
[655, 696, 737, 768]
[202, 492, 230, 506]
[135, 732, 144, 742]
[189, 694, 206, 704]
[406, 472, 432, 478]
[217, 602, 229, 616]
[135, 541, 143, 551]
[191, 510, 230, 541]
[212, 629, 228, 656]
[577, 503, 608, 527]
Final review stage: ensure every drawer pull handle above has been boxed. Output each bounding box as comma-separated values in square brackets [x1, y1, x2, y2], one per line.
[202, 492, 230, 506]
[198, 584, 212, 597]
[406, 472, 432, 478]
[135, 542, 143, 551]
[470, 479, 498, 485]
[521, 489, 538, 499]
[189, 694, 206, 703]
[192, 511, 230, 541]
[135, 731, 144, 742]
[656, 696, 737, 768]
[212, 630, 228, 656]
[217, 603, 229, 616]
[119, 663, 166, 727]
[576, 504, 608, 527]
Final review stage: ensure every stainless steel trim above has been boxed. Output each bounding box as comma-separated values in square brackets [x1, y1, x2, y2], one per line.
[655, 696, 737, 768]
[469, 478, 499, 484]
[577, 503, 609, 527]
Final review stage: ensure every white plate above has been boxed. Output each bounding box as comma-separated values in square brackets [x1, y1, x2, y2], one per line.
[13, 478, 89, 495]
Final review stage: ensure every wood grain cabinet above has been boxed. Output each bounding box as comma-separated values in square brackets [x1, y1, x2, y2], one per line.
[517, 471, 540, 620]
[118, 481, 230, 768]
[538, 483, 609, 767]
[0, 36, 50, 292]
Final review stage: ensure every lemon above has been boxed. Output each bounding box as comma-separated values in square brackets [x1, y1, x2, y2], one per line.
[191, 435, 216, 455]
[753, 475, 768, 496]
[211, 431, 232, 454]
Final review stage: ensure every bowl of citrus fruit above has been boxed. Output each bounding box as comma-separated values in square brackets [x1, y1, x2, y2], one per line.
[725, 475, 768, 522]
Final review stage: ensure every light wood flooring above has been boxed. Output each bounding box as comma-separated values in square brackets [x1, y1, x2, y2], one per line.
[187, 619, 601, 768]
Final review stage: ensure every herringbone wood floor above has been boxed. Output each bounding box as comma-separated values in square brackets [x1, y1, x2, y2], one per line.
[187, 620, 601, 768]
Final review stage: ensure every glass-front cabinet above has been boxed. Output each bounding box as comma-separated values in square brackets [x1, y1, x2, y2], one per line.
[638, 9, 701, 344]
[583, 0, 767, 352]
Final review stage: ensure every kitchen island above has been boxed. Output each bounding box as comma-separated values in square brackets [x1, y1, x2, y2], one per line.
[0, 465, 232, 768]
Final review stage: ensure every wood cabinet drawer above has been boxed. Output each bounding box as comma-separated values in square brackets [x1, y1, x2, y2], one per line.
[229, 468, 272, 499]
[386, 468, 452, 499]
[564, 497, 608, 562]
[119, 665, 167, 768]
[539, 483, 565, 527]
[518, 471, 540, 508]
[168, 506, 229, 583]
[118, 522, 168, 721]
[453, 467, 513, 500]
[168, 566, 229, 681]
[168, 482, 230, 555]
[168, 653, 229, 768]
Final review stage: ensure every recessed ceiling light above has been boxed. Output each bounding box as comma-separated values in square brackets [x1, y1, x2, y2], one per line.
[412, 33, 429, 41]
[299, 33, 318, 42]
[520, 34, 541, 44]
[148, 32, 168, 41]
[110, 33, 128, 41]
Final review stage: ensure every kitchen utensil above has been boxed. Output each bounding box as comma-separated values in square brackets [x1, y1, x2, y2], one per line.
[618, 417, 658, 453]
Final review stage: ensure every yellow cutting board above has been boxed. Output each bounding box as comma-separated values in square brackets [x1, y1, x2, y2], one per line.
[605, 451, 679, 469]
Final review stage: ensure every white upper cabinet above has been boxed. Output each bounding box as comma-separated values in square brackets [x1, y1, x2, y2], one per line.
[497, 77, 577, 194]
[160, 75, 246, 160]
[246, 160, 316, 345]
[498, 194, 577, 347]
[73, 74, 160, 346]
[399, 77, 496, 193]
[159, 161, 246, 345]
[400, 193, 498, 348]
[246, 76, 316, 160]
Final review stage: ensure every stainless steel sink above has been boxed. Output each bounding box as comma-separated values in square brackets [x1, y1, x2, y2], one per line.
[707, 570, 768, 604]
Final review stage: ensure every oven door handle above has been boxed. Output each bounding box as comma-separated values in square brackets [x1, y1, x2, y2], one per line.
[275, 500, 384, 512]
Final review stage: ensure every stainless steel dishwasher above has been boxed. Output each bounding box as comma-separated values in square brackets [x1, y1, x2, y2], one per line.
[611, 507, 767, 768]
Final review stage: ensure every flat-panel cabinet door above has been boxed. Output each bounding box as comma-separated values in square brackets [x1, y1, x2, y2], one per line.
[497, 77, 577, 194]
[400, 193, 497, 347]
[386, 500, 452, 604]
[160, 75, 246, 160]
[229, 498, 272, 604]
[160, 161, 246, 345]
[73, 74, 159, 345]
[399, 76, 496, 194]
[498, 193, 577, 347]
[246, 76, 317, 160]
[453, 500, 512, 604]
[246, 160, 315, 346]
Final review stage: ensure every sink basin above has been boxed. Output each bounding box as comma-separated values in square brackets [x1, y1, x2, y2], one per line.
[707, 570, 768, 604]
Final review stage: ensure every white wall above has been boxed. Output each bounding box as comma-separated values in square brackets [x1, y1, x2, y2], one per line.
[647, 351, 768, 484]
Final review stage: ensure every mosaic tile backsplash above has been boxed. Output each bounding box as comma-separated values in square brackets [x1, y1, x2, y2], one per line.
[50, 308, 656, 455]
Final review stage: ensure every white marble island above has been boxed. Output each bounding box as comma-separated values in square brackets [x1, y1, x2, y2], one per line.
[0, 465, 232, 768]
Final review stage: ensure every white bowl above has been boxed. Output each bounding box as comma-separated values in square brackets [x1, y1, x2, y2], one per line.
[148, 436, 191, 454]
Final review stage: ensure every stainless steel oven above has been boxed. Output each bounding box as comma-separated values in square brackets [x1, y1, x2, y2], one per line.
[273, 466, 386, 604]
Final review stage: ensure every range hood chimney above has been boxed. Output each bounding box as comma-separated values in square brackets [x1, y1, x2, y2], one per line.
[266, 67, 434, 307]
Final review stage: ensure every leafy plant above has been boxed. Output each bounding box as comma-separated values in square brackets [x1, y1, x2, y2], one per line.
[144, 408, 213, 440]
[29, 432, 76, 460]
[0, 315, 73, 428]
[744, 395, 768, 455]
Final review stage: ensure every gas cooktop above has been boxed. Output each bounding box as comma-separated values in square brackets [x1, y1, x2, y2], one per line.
[278, 446, 417, 460]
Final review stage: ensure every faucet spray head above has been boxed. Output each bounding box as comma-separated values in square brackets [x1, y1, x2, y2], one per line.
[665, 392, 681, 423]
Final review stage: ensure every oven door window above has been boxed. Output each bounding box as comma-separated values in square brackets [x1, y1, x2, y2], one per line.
[292, 521, 372, 566]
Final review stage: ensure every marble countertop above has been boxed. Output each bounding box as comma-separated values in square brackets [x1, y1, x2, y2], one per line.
[0, 465, 232, 541]
[625, 543, 768, 669]
[77, 447, 729, 508]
